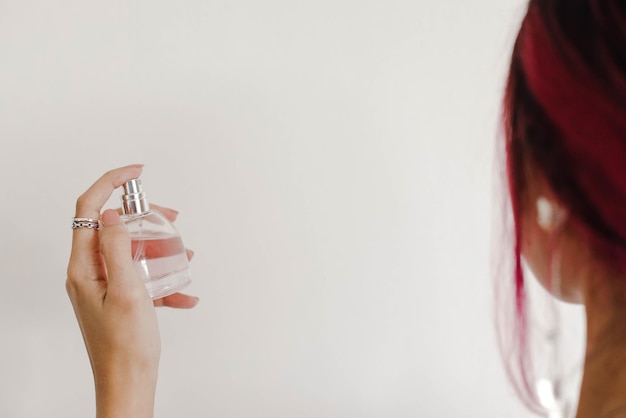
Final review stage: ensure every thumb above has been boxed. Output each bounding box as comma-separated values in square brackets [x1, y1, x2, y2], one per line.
[99, 209, 143, 291]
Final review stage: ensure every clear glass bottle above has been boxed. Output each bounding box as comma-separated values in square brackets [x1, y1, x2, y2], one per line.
[120, 179, 191, 299]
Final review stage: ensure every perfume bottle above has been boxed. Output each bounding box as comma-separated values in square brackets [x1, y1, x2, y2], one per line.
[120, 179, 191, 299]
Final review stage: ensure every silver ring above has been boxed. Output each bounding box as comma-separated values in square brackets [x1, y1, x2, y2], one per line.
[72, 218, 101, 230]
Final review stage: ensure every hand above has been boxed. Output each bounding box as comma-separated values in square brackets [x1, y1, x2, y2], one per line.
[66, 165, 198, 418]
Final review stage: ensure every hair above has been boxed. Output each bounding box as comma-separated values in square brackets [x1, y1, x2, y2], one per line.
[499, 0, 626, 414]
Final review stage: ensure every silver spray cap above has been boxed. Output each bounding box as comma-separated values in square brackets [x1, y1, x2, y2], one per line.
[121, 179, 150, 215]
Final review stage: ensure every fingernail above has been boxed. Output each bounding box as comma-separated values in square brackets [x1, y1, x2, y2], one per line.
[166, 208, 180, 219]
[125, 163, 144, 169]
[166, 208, 179, 216]
[101, 209, 121, 227]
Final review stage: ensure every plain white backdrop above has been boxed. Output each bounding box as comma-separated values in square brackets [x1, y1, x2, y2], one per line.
[0, 0, 541, 416]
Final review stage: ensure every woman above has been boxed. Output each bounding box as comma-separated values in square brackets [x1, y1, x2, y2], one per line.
[66, 164, 199, 417]
[67, 2, 626, 418]
[500, 0, 626, 417]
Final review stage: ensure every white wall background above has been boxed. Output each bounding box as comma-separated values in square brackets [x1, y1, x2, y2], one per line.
[0, 0, 534, 416]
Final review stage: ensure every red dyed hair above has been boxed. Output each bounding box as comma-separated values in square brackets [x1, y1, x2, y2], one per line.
[499, 0, 626, 414]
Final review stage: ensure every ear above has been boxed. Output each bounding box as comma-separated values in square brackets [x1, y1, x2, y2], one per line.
[536, 196, 567, 232]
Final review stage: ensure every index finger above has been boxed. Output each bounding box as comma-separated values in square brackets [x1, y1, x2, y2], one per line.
[70, 164, 144, 260]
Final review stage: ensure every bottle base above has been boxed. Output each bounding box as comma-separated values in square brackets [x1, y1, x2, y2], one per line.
[146, 269, 192, 300]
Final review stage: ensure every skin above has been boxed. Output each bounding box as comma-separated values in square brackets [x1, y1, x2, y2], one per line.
[70, 164, 626, 418]
[520, 168, 626, 418]
[66, 165, 197, 418]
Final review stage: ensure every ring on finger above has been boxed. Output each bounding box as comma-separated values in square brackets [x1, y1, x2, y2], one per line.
[71, 217, 101, 230]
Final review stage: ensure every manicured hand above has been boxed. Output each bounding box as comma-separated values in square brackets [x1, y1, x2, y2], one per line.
[66, 165, 198, 418]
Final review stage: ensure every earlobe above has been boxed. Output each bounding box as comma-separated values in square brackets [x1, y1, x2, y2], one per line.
[536, 196, 567, 232]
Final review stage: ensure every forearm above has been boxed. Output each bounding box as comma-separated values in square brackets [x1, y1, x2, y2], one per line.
[94, 365, 157, 418]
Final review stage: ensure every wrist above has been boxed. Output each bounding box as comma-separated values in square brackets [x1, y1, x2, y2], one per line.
[94, 361, 158, 418]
